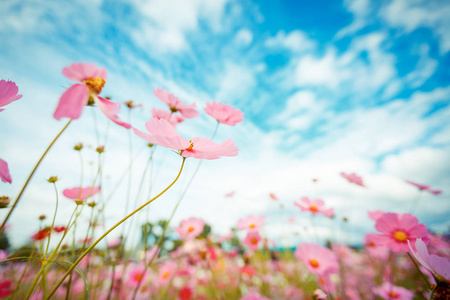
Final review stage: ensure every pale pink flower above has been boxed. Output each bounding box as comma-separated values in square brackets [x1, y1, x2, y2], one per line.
[107, 237, 121, 248]
[313, 289, 327, 300]
[0, 159, 12, 184]
[204, 101, 243, 126]
[294, 243, 338, 275]
[243, 231, 261, 251]
[154, 89, 198, 118]
[126, 264, 149, 287]
[373, 282, 414, 300]
[0, 80, 22, 112]
[152, 108, 184, 127]
[364, 233, 389, 260]
[53, 63, 131, 129]
[175, 217, 205, 241]
[406, 180, 442, 195]
[156, 261, 177, 286]
[269, 193, 278, 201]
[237, 215, 265, 231]
[294, 197, 334, 218]
[368, 210, 384, 221]
[63, 186, 100, 201]
[132, 117, 238, 160]
[408, 238, 450, 281]
[372, 212, 429, 253]
[225, 191, 235, 197]
[340, 172, 365, 187]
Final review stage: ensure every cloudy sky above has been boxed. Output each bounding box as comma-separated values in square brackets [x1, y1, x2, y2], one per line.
[1, 0, 449, 248]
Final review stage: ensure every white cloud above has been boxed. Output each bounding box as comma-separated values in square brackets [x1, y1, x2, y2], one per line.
[405, 44, 438, 88]
[214, 62, 256, 104]
[381, 0, 450, 54]
[234, 28, 253, 47]
[265, 30, 316, 52]
[336, 0, 371, 38]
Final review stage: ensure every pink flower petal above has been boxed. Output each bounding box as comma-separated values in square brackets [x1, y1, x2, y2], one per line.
[95, 96, 131, 129]
[204, 101, 244, 125]
[0, 158, 12, 184]
[53, 84, 89, 120]
[62, 63, 107, 82]
[143, 118, 190, 150]
[63, 186, 100, 200]
[183, 137, 238, 159]
[0, 80, 22, 109]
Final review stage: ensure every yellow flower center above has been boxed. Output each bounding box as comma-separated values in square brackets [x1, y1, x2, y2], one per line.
[162, 271, 169, 279]
[186, 140, 194, 151]
[310, 205, 318, 212]
[188, 226, 194, 232]
[309, 259, 319, 268]
[83, 77, 105, 95]
[249, 224, 256, 229]
[393, 231, 407, 242]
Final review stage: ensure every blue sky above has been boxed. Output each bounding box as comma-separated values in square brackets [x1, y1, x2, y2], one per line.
[1, 0, 449, 248]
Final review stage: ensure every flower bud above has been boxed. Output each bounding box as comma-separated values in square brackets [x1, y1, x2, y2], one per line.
[88, 201, 97, 207]
[0, 196, 11, 209]
[39, 215, 46, 220]
[74, 143, 83, 151]
[47, 176, 59, 183]
[75, 199, 84, 205]
[96, 145, 105, 153]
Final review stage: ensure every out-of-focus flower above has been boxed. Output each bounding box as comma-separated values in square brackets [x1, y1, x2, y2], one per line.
[154, 88, 198, 118]
[204, 101, 244, 126]
[32, 228, 51, 241]
[269, 193, 278, 201]
[53, 63, 131, 129]
[0, 280, 13, 298]
[175, 217, 205, 241]
[408, 238, 450, 282]
[178, 286, 193, 300]
[294, 243, 338, 275]
[107, 237, 121, 248]
[217, 233, 233, 243]
[244, 231, 262, 251]
[63, 186, 100, 203]
[0, 79, 22, 112]
[0, 159, 12, 184]
[368, 210, 384, 222]
[237, 215, 265, 231]
[406, 180, 442, 195]
[53, 226, 66, 233]
[239, 291, 270, 300]
[373, 282, 414, 300]
[364, 233, 390, 260]
[372, 212, 429, 253]
[294, 197, 334, 218]
[340, 172, 365, 187]
[156, 261, 177, 286]
[126, 264, 149, 287]
[132, 118, 238, 160]
[313, 289, 327, 300]
[152, 108, 184, 127]
[225, 191, 235, 197]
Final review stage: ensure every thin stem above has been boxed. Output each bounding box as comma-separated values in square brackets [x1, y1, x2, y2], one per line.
[0, 120, 71, 233]
[46, 157, 186, 300]
[44, 182, 60, 259]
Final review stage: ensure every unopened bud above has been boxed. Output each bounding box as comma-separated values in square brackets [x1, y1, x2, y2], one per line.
[147, 143, 154, 148]
[74, 143, 83, 151]
[88, 201, 97, 207]
[96, 146, 105, 153]
[39, 215, 46, 220]
[0, 196, 11, 209]
[75, 199, 84, 205]
[47, 176, 59, 183]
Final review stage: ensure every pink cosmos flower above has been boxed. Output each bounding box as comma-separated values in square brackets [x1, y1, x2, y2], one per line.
[225, 191, 235, 197]
[204, 101, 244, 126]
[269, 193, 278, 201]
[406, 180, 442, 195]
[126, 264, 149, 287]
[63, 186, 100, 202]
[0, 159, 12, 184]
[364, 233, 389, 260]
[152, 108, 184, 127]
[243, 231, 261, 251]
[156, 261, 177, 286]
[294, 243, 338, 275]
[175, 217, 205, 241]
[0, 80, 22, 112]
[294, 197, 334, 218]
[239, 291, 270, 300]
[313, 289, 327, 300]
[408, 238, 450, 282]
[340, 172, 365, 187]
[372, 212, 429, 253]
[132, 117, 238, 160]
[237, 215, 265, 231]
[373, 282, 414, 300]
[154, 88, 199, 118]
[53, 63, 131, 129]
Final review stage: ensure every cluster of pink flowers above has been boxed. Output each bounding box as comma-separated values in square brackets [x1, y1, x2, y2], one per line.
[237, 215, 266, 251]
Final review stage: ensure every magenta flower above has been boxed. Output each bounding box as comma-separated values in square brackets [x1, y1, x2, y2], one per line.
[237, 215, 266, 231]
[154, 88, 199, 118]
[0, 80, 22, 112]
[126, 264, 149, 287]
[373, 212, 429, 253]
[340, 172, 365, 187]
[294, 243, 338, 275]
[244, 231, 262, 251]
[63, 186, 100, 202]
[408, 238, 450, 282]
[132, 118, 238, 160]
[0, 280, 13, 298]
[373, 282, 414, 300]
[204, 101, 244, 126]
[175, 217, 205, 241]
[0, 158, 12, 184]
[294, 197, 334, 218]
[53, 63, 131, 129]
[406, 180, 442, 195]
[152, 108, 184, 127]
